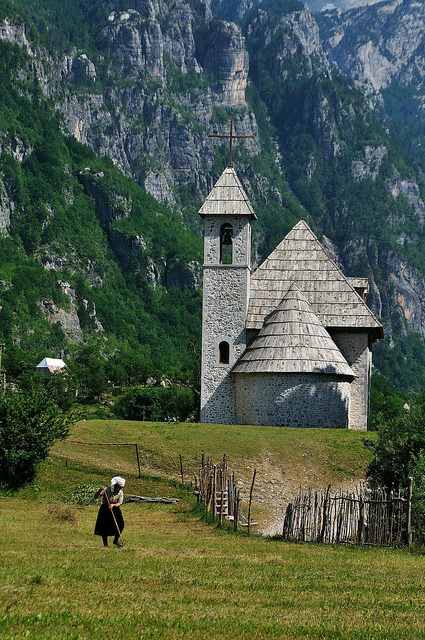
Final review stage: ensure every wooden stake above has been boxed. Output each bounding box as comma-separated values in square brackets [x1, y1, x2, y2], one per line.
[407, 476, 413, 548]
[247, 468, 257, 535]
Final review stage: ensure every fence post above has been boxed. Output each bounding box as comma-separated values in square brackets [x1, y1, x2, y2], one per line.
[179, 454, 184, 485]
[234, 489, 240, 531]
[247, 468, 257, 535]
[407, 476, 413, 548]
[357, 493, 364, 545]
[319, 484, 331, 543]
[135, 443, 141, 478]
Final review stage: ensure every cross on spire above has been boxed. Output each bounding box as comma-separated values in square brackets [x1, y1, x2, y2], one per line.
[208, 113, 255, 167]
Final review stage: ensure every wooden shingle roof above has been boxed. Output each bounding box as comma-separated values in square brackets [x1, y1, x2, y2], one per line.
[198, 167, 257, 219]
[233, 284, 355, 376]
[247, 220, 383, 337]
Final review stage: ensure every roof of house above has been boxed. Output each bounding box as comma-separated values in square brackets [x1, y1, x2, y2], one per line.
[198, 166, 257, 219]
[233, 284, 355, 377]
[36, 357, 66, 373]
[247, 220, 383, 338]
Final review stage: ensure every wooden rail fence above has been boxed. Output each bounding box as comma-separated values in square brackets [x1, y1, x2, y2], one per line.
[192, 453, 257, 531]
[282, 480, 413, 547]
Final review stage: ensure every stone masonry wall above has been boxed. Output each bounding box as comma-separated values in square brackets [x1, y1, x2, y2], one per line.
[331, 331, 371, 431]
[201, 213, 251, 424]
[234, 373, 351, 428]
[203, 215, 251, 266]
[201, 266, 249, 423]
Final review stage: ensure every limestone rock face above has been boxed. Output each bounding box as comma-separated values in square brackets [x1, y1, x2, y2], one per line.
[321, 0, 425, 92]
[0, 178, 13, 234]
[0, 18, 33, 50]
[51, 0, 254, 202]
[5, 0, 425, 374]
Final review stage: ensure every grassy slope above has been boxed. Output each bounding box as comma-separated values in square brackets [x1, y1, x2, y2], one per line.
[54, 420, 374, 531]
[60, 419, 373, 482]
[6, 421, 425, 640]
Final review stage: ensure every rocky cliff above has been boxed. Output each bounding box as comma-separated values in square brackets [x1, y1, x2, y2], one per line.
[3, 0, 425, 390]
[319, 0, 425, 92]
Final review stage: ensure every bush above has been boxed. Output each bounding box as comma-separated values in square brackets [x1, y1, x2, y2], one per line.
[72, 483, 100, 506]
[365, 397, 425, 542]
[0, 385, 72, 489]
[113, 385, 198, 422]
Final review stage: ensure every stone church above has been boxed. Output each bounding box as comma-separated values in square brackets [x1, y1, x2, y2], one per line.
[199, 165, 383, 430]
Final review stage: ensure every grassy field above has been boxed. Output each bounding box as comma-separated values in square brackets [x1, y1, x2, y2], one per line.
[50, 419, 375, 533]
[4, 420, 425, 640]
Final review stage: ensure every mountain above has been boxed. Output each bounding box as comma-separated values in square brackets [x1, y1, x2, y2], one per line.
[318, 0, 425, 164]
[303, 0, 382, 12]
[2, 0, 425, 394]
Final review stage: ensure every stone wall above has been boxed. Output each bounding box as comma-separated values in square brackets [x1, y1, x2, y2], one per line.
[201, 213, 251, 424]
[201, 265, 249, 423]
[234, 372, 351, 428]
[331, 331, 370, 430]
[203, 215, 251, 266]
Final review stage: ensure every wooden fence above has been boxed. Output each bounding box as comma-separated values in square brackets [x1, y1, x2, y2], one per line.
[193, 453, 257, 532]
[282, 480, 413, 547]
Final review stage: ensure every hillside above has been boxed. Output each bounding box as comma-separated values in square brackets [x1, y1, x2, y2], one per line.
[3, 419, 425, 640]
[2, 0, 425, 393]
[48, 419, 374, 534]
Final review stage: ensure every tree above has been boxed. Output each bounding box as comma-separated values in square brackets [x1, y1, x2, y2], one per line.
[0, 384, 72, 489]
[67, 343, 107, 400]
[365, 397, 425, 542]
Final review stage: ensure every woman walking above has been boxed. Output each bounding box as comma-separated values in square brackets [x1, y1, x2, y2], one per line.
[94, 476, 125, 547]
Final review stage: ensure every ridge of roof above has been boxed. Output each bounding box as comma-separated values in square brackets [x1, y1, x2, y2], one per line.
[233, 283, 355, 377]
[247, 219, 383, 337]
[198, 166, 257, 219]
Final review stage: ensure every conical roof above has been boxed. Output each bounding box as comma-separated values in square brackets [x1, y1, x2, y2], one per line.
[247, 220, 383, 337]
[198, 166, 257, 219]
[233, 284, 355, 376]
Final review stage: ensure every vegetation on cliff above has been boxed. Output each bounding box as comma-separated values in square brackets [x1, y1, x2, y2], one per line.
[3, 0, 425, 398]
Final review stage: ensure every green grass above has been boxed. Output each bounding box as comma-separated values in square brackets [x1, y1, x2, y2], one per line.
[55, 419, 374, 484]
[2, 496, 425, 639]
[6, 420, 422, 640]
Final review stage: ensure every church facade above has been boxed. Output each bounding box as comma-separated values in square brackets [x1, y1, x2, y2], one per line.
[199, 166, 383, 430]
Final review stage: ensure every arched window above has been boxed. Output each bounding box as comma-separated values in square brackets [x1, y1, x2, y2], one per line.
[219, 341, 230, 364]
[220, 223, 233, 264]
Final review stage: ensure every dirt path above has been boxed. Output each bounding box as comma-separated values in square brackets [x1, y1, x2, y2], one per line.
[229, 452, 365, 536]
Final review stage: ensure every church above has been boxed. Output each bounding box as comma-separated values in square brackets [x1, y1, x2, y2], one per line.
[199, 165, 383, 430]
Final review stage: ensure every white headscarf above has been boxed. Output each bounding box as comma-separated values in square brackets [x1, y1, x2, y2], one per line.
[111, 476, 126, 488]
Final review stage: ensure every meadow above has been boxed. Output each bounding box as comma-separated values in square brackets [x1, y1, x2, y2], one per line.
[2, 420, 425, 640]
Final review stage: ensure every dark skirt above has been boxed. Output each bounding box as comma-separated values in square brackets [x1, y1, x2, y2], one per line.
[94, 504, 124, 537]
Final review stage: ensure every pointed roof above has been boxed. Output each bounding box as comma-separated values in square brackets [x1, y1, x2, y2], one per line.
[198, 166, 257, 219]
[233, 284, 355, 376]
[247, 220, 383, 338]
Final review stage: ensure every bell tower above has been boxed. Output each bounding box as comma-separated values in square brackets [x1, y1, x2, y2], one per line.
[199, 166, 257, 424]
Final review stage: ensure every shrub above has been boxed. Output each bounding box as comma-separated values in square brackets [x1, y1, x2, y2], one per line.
[113, 385, 198, 422]
[0, 385, 72, 489]
[72, 483, 100, 506]
[365, 397, 425, 542]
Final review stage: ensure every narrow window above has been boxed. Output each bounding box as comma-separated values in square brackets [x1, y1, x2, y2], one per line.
[219, 341, 230, 364]
[220, 223, 233, 264]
